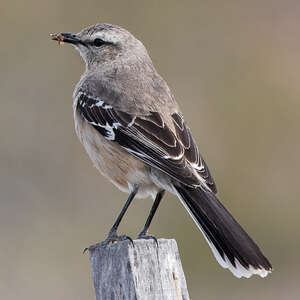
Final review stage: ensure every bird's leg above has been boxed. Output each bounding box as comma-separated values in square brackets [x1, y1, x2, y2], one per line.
[104, 188, 139, 244]
[137, 190, 165, 244]
[86, 187, 138, 251]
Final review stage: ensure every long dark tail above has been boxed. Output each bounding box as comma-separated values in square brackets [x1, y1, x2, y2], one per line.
[173, 184, 272, 278]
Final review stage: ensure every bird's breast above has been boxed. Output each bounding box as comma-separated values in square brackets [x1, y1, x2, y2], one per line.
[73, 110, 158, 198]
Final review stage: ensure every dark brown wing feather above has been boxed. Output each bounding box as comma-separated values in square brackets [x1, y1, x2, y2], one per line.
[171, 112, 217, 193]
[77, 92, 217, 191]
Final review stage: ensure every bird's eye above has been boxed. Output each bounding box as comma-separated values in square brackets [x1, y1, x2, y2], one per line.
[93, 38, 105, 47]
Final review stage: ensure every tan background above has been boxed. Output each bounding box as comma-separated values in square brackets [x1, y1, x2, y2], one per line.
[1, 1, 299, 299]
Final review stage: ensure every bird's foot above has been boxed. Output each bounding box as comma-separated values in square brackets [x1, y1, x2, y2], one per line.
[137, 230, 158, 246]
[83, 230, 134, 253]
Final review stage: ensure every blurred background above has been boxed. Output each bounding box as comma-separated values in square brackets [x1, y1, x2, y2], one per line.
[1, 0, 299, 299]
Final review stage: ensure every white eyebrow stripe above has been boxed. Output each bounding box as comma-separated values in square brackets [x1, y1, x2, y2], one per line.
[91, 32, 119, 44]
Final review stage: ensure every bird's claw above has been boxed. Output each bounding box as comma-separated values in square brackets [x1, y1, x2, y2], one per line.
[137, 232, 159, 247]
[83, 232, 134, 253]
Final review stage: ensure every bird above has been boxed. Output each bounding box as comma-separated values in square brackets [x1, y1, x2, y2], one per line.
[51, 23, 272, 278]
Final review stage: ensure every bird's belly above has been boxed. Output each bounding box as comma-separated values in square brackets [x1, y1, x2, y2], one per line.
[74, 112, 159, 198]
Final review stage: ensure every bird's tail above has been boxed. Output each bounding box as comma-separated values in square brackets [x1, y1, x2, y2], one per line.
[173, 184, 272, 278]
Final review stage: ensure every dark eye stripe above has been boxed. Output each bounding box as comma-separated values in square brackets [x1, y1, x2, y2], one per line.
[93, 38, 105, 47]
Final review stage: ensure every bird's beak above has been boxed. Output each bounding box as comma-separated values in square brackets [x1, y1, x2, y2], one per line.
[50, 33, 82, 46]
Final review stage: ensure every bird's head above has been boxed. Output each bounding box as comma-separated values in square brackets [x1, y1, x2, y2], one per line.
[51, 23, 150, 70]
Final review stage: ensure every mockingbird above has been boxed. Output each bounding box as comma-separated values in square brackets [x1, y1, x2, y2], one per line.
[51, 24, 272, 278]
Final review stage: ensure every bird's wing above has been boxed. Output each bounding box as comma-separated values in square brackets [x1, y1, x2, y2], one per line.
[76, 92, 217, 192]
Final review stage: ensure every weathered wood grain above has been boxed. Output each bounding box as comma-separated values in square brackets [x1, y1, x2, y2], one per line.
[88, 238, 190, 300]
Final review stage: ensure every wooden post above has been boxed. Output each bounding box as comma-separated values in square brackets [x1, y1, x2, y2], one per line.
[88, 238, 190, 300]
